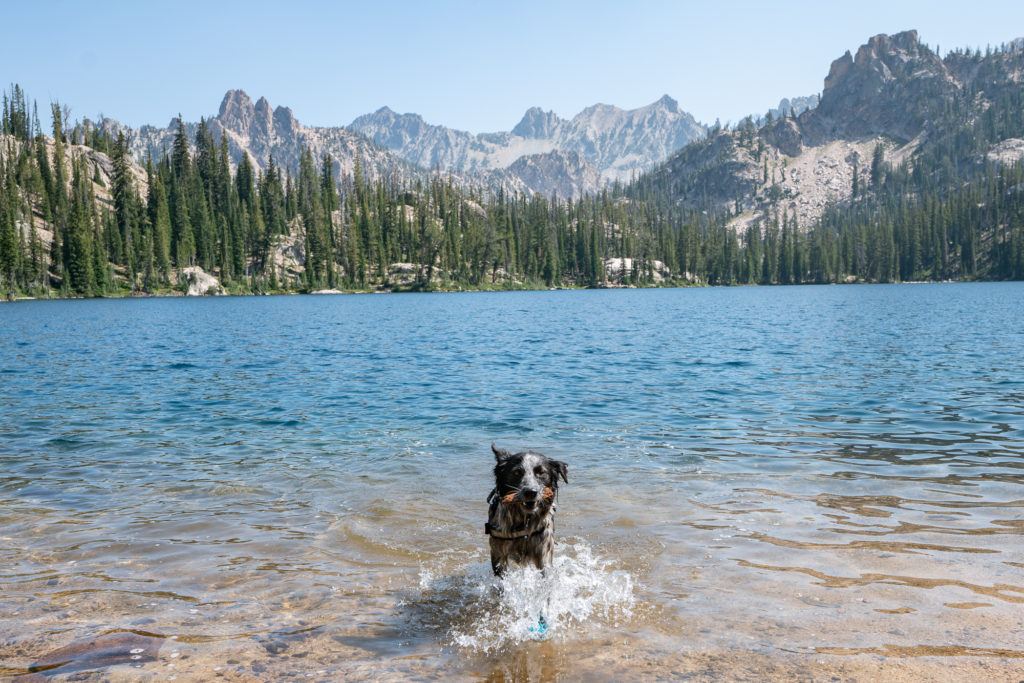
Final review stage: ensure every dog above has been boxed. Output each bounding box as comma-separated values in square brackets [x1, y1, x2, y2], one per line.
[486, 443, 569, 577]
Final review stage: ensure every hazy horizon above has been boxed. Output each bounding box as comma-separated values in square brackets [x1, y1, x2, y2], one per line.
[2, 1, 1023, 133]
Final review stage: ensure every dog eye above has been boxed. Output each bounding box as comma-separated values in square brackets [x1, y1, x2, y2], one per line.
[513, 467, 524, 476]
[534, 466, 544, 476]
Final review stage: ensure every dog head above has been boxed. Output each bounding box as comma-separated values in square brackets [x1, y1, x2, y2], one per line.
[491, 443, 568, 514]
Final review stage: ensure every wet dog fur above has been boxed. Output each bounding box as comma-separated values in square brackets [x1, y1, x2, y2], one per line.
[487, 444, 569, 577]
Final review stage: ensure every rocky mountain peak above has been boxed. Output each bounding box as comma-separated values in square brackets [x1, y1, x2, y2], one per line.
[824, 32, 932, 92]
[856, 30, 922, 62]
[809, 30, 954, 143]
[254, 96, 272, 119]
[823, 51, 854, 92]
[273, 105, 299, 137]
[242, 96, 271, 137]
[512, 106, 562, 139]
[218, 89, 255, 130]
[350, 106, 428, 130]
[655, 94, 679, 113]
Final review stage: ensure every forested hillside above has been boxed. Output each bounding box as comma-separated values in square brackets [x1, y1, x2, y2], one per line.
[629, 32, 1024, 282]
[2, 31, 1024, 298]
[0, 88, 692, 296]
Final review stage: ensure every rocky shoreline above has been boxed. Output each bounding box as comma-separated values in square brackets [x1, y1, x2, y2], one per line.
[1, 276, 990, 303]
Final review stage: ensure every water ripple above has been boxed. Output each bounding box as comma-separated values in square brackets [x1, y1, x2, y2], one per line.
[1, 284, 1023, 678]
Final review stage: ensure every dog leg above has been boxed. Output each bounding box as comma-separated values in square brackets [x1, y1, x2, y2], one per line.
[490, 545, 507, 577]
[532, 531, 554, 572]
[531, 539, 554, 637]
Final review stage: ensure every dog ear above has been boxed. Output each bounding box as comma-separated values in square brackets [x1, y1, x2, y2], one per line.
[551, 460, 569, 484]
[492, 443, 512, 461]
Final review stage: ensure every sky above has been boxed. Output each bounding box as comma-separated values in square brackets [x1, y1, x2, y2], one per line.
[3, 0, 1023, 133]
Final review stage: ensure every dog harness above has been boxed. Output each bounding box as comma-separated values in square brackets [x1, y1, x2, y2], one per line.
[484, 489, 553, 540]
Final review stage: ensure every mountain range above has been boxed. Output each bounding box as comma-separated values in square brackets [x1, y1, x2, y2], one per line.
[348, 95, 705, 188]
[78, 28, 1024, 220]
[116, 91, 708, 198]
[123, 91, 418, 186]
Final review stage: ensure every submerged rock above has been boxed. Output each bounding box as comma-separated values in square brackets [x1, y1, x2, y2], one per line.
[20, 631, 163, 679]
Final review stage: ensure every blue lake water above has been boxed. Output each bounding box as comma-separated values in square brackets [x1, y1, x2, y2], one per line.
[2, 284, 1023, 680]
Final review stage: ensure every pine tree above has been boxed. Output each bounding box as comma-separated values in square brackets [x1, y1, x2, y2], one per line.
[0, 153, 19, 292]
[870, 143, 886, 188]
[65, 155, 95, 296]
[147, 158, 172, 282]
[111, 131, 137, 286]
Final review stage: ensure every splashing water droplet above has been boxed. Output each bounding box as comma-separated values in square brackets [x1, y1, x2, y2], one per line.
[417, 542, 634, 653]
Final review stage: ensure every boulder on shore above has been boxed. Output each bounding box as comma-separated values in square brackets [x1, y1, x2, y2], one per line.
[604, 257, 672, 283]
[180, 266, 225, 296]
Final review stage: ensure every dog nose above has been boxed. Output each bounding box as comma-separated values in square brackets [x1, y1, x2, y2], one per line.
[522, 489, 538, 501]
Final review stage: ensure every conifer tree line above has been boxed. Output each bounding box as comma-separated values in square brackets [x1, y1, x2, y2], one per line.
[2, 69, 1024, 298]
[0, 84, 712, 295]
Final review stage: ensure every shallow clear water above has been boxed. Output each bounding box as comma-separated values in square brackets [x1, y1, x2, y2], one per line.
[1, 284, 1023, 680]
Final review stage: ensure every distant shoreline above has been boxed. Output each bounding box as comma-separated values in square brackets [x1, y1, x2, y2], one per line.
[3, 278, 1009, 303]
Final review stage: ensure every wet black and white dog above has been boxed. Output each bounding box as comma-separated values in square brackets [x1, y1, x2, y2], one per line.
[486, 444, 569, 577]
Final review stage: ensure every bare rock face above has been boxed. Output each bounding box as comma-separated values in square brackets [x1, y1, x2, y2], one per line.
[804, 30, 956, 144]
[253, 96, 273, 139]
[267, 222, 307, 284]
[218, 89, 255, 133]
[762, 118, 804, 157]
[512, 107, 563, 139]
[493, 150, 601, 198]
[604, 257, 672, 283]
[179, 266, 225, 296]
[273, 105, 300, 140]
[270, 237, 305, 282]
[387, 262, 428, 286]
[986, 138, 1024, 166]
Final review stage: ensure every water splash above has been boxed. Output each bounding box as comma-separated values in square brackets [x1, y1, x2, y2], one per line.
[417, 542, 635, 653]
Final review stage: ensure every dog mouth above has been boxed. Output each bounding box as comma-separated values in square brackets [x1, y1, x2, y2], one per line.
[499, 489, 548, 511]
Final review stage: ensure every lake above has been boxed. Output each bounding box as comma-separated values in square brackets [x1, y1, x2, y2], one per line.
[2, 284, 1023, 680]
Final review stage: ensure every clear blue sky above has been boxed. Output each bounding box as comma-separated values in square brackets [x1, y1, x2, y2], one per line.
[3, 0, 1023, 132]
